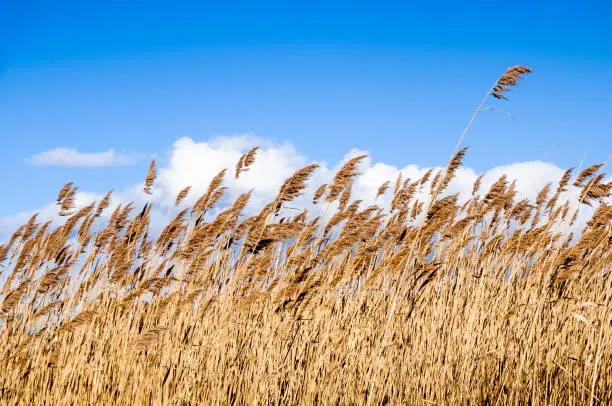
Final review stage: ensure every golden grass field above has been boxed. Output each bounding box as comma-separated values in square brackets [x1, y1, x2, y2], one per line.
[0, 67, 611, 405]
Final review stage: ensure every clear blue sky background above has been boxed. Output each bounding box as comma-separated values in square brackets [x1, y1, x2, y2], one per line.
[1, 0, 611, 215]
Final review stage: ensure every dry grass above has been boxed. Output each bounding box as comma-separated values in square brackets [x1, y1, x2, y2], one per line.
[1, 67, 611, 405]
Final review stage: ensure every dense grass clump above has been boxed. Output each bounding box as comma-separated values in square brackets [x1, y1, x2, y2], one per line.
[1, 66, 611, 405]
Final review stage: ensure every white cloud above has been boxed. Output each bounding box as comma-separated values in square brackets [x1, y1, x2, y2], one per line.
[155, 136, 309, 210]
[26, 148, 135, 167]
[2, 135, 607, 243]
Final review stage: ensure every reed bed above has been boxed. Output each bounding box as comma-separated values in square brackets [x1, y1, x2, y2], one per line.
[0, 67, 611, 405]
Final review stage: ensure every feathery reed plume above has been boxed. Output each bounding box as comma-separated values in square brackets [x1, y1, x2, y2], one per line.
[274, 164, 319, 210]
[430, 170, 442, 191]
[580, 173, 611, 206]
[58, 185, 78, 216]
[0, 245, 8, 264]
[418, 169, 433, 187]
[175, 186, 191, 206]
[394, 173, 402, 194]
[491, 65, 532, 100]
[133, 327, 167, 351]
[536, 183, 552, 207]
[192, 169, 228, 217]
[58, 310, 97, 333]
[143, 159, 157, 195]
[1, 280, 29, 315]
[56, 182, 74, 205]
[312, 184, 327, 204]
[21, 213, 39, 241]
[376, 181, 390, 200]
[96, 189, 113, 217]
[558, 167, 574, 193]
[235, 146, 260, 179]
[472, 173, 484, 196]
[574, 164, 603, 188]
[327, 155, 367, 203]
[338, 180, 353, 211]
[438, 146, 469, 194]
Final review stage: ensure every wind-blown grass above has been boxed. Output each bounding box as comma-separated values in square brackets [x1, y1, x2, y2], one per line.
[0, 66, 611, 405]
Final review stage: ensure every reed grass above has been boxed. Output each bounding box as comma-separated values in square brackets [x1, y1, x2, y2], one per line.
[0, 66, 611, 405]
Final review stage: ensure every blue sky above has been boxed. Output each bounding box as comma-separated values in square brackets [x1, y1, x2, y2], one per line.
[1, 0, 611, 217]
